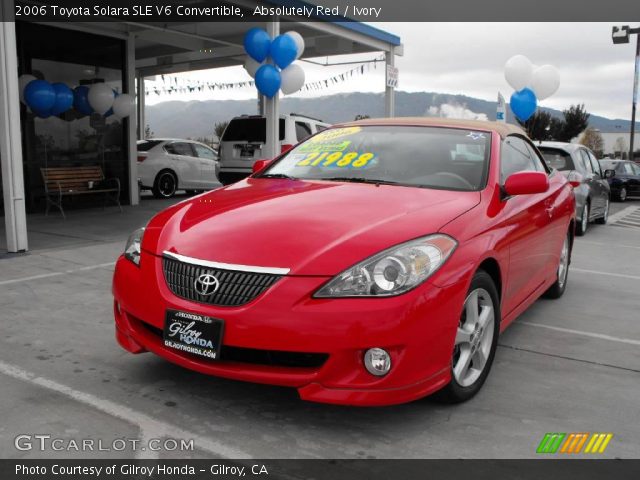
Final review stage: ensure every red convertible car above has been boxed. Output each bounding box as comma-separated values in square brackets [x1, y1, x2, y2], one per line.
[113, 118, 575, 406]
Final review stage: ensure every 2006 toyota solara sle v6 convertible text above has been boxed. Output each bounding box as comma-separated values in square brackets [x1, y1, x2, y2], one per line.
[113, 118, 576, 406]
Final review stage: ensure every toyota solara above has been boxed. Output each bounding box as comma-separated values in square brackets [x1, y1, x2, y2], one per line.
[113, 118, 575, 406]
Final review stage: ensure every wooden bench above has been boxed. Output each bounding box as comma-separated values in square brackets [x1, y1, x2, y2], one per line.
[41, 166, 122, 219]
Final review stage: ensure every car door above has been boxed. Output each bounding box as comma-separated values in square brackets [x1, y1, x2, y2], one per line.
[499, 136, 555, 315]
[586, 150, 609, 213]
[579, 149, 604, 217]
[165, 142, 199, 188]
[626, 162, 640, 195]
[192, 143, 219, 188]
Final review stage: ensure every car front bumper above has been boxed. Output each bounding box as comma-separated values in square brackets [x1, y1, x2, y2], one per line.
[112, 252, 468, 406]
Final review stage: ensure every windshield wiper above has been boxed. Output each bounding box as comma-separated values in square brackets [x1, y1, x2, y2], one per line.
[320, 177, 405, 186]
[260, 173, 297, 180]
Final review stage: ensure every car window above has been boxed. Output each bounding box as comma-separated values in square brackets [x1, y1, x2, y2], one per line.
[586, 151, 602, 176]
[193, 144, 216, 160]
[539, 147, 575, 171]
[137, 140, 163, 151]
[579, 150, 594, 174]
[165, 142, 194, 156]
[524, 143, 549, 173]
[315, 124, 328, 132]
[295, 122, 313, 142]
[623, 162, 635, 175]
[501, 136, 542, 182]
[221, 118, 286, 142]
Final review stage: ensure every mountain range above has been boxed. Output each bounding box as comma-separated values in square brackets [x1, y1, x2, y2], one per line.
[146, 91, 637, 140]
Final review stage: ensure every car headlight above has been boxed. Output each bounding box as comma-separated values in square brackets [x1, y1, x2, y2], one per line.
[314, 234, 457, 298]
[124, 227, 145, 266]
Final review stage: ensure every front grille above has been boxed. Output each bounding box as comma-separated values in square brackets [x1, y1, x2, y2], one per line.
[141, 322, 328, 368]
[162, 256, 282, 307]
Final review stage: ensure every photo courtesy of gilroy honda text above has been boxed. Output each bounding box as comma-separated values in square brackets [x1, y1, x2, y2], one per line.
[113, 118, 576, 406]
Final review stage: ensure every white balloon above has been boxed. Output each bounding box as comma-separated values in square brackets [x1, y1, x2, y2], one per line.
[504, 55, 534, 91]
[112, 93, 135, 118]
[88, 83, 115, 114]
[18, 74, 37, 103]
[531, 64, 560, 100]
[285, 31, 305, 59]
[280, 63, 305, 95]
[243, 56, 262, 78]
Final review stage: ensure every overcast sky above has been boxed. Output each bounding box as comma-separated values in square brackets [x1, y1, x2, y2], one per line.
[146, 22, 638, 121]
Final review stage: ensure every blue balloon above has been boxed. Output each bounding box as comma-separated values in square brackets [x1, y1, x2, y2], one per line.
[510, 88, 538, 121]
[73, 85, 93, 116]
[255, 65, 281, 98]
[50, 83, 74, 115]
[24, 80, 56, 114]
[270, 34, 297, 69]
[243, 28, 271, 63]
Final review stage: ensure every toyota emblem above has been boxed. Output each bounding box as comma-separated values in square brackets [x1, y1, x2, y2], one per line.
[194, 273, 220, 296]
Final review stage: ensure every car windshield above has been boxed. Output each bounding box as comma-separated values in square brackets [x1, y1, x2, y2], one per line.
[260, 125, 491, 191]
[600, 160, 620, 172]
[539, 147, 575, 171]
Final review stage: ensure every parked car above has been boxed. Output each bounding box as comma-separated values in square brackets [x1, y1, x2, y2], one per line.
[114, 118, 575, 406]
[599, 159, 640, 201]
[137, 139, 219, 199]
[218, 113, 330, 185]
[538, 141, 610, 236]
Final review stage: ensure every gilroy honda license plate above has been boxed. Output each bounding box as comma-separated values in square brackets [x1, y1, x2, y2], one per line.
[163, 310, 224, 360]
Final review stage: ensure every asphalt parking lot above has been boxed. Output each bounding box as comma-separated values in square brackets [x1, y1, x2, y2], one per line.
[1, 195, 639, 459]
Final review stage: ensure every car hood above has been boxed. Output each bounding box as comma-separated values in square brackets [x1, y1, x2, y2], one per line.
[144, 178, 480, 276]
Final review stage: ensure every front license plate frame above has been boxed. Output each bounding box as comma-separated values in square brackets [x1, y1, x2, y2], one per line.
[163, 310, 224, 360]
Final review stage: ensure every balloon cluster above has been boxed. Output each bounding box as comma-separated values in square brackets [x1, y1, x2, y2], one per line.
[18, 74, 135, 120]
[242, 28, 305, 98]
[504, 55, 560, 122]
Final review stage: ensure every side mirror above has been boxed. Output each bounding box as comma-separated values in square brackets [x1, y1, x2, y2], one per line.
[252, 159, 272, 174]
[503, 171, 549, 196]
[604, 169, 616, 179]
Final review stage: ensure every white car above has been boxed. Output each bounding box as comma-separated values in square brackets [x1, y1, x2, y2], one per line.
[137, 139, 220, 198]
[218, 113, 330, 185]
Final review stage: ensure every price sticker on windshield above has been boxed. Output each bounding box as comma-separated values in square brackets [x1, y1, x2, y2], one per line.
[293, 151, 376, 169]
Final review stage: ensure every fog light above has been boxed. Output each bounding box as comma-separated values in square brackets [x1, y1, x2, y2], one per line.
[364, 348, 391, 376]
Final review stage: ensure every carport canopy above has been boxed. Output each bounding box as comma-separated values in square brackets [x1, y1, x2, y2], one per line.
[1, 0, 402, 252]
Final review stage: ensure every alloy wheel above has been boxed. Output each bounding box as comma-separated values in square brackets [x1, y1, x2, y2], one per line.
[557, 235, 570, 289]
[453, 288, 495, 388]
[581, 204, 589, 233]
[159, 173, 176, 197]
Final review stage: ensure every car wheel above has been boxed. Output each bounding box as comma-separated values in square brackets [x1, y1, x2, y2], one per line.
[595, 197, 609, 224]
[543, 231, 571, 299]
[575, 202, 589, 236]
[436, 270, 499, 403]
[617, 186, 627, 202]
[152, 171, 178, 199]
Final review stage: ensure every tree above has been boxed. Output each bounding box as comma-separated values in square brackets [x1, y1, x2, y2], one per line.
[144, 124, 154, 139]
[555, 104, 590, 142]
[517, 111, 553, 141]
[214, 121, 229, 141]
[579, 128, 604, 157]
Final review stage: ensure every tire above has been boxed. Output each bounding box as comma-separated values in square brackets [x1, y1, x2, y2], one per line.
[575, 202, 589, 236]
[152, 170, 178, 199]
[617, 186, 627, 202]
[436, 270, 500, 404]
[543, 231, 571, 299]
[595, 197, 609, 225]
